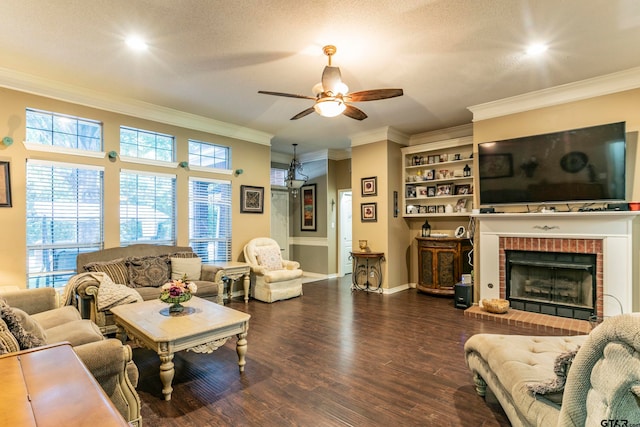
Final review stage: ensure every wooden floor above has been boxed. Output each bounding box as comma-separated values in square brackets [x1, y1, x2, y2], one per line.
[134, 277, 568, 426]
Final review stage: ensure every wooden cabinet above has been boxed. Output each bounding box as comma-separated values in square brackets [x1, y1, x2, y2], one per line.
[416, 237, 472, 296]
[401, 136, 474, 218]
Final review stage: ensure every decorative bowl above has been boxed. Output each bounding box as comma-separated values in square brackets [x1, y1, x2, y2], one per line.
[481, 298, 510, 314]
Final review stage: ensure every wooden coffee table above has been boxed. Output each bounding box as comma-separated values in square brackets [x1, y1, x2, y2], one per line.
[110, 296, 250, 401]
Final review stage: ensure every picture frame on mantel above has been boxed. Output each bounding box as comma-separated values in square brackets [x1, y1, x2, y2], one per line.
[301, 184, 316, 231]
[0, 161, 11, 208]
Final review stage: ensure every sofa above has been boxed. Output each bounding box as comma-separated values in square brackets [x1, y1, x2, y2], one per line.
[71, 244, 225, 335]
[464, 314, 640, 426]
[243, 237, 303, 303]
[0, 287, 141, 426]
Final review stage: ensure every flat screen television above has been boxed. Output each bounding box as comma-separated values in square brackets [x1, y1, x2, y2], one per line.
[478, 122, 626, 206]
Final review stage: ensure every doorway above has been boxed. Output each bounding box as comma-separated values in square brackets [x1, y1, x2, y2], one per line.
[271, 189, 289, 260]
[338, 190, 352, 277]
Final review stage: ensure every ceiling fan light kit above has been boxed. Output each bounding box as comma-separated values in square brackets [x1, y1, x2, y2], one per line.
[259, 45, 403, 121]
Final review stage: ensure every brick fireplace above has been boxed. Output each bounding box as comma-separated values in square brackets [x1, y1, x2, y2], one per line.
[499, 237, 603, 320]
[475, 212, 639, 319]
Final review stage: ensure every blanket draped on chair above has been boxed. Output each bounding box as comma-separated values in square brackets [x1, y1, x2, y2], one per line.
[63, 272, 142, 311]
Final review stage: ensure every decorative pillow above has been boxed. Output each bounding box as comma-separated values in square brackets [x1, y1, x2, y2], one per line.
[171, 251, 199, 259]
[0, 320, 20, 355]
[126, 255, 171, 288]
[83, 258, 128, 285]
[0, 298, 46, 350]
[526, 347, 580, 396]
[170, 257, 202, 281]
[11, 308, 47, 344]
[255, 246, 283, 271]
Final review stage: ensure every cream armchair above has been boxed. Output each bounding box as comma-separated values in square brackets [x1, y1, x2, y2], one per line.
[243, 237, 303, 303]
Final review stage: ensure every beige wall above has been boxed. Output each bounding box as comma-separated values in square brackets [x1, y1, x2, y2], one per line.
[352, 140, 409, 290]
[473, 88, 640, 204]
[0, 87, 270, 287]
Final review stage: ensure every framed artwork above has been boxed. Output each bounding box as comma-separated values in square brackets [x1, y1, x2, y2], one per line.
[361, 176, 377, 196]
[427, 205, 437, 213]
[437, 205, 446, 213]
[240, 185, 264, 213]
[427, 186, 436, 197]
[0, 161, 11, 207]
[455, 184, 471, 195]
[425, 169, 435, 180]
[479, 153, 513, 179]
[436, 184, 452, 196]
[361, 202, 377, 222]
[301, 184, 317, 231]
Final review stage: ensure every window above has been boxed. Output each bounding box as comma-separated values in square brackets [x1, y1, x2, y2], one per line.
[270, 167, 287, 187]
[189, 178, 231, 263]
[26, 160, 103, 288]
[120, 126, 174, 162]
[120, 171, 176, 245]
[188, 140, 230, 170]
[25, 108, 102, 151]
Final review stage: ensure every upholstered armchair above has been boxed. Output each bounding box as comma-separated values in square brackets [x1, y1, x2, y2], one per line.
[0, 287, 141, 426]
[243, 237, 303, 303]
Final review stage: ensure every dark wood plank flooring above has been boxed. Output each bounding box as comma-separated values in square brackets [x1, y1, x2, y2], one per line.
[134, 276, 564, 426]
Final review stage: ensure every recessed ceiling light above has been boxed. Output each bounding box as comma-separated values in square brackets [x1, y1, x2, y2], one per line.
[526, 43, 548, 56]
[125, 35, 148, 51]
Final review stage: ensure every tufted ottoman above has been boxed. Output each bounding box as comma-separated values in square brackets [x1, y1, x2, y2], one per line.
[464, 314, 640, 427]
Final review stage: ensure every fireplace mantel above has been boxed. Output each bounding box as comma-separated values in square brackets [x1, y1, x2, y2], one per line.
[474, 211, 640, 316]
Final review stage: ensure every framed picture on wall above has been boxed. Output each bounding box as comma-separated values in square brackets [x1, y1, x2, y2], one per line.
[240, 185, 264, 213]
[361, 202, 377, 222]
[361, 176, 377, 196]
[0, 161, 11, 208]
[301, 184, 317, 231]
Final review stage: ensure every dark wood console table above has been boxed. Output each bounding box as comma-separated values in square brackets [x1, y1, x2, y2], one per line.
[416, 237, 472, 296]
[349, 251, 385, 293]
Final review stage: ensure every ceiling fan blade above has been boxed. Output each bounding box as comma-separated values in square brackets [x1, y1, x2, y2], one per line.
[343, 104, 368, 121]
[347, 88, 404, 102]
[258, 90, 315, 100]
[321, 66, 342, 95]
[290, 107, 315, 120]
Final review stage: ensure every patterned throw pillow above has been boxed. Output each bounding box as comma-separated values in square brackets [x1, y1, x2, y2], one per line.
[171, 251, 199, 259]
[255, 246, 283, 271]
[0, 298, 46, 350]
[126, 255, 171, 288]
[83, 258, 128, 285]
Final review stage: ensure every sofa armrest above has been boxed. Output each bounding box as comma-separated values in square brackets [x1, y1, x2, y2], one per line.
[0, 288, 58, 315]
[74, 339, 141, 426]
[200, 264, 222, 282]
[282, 260, 300, 270]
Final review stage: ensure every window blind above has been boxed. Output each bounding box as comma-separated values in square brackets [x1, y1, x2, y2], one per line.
[188, 177, 231, 263]
[120, 170, 176, 245]
[26, 160, 103, 288]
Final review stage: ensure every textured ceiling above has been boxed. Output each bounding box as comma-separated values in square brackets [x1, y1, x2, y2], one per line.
[2, 0, 640, 154]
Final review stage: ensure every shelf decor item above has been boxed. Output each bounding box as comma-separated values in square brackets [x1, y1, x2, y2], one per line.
[159, 275, 198, 315]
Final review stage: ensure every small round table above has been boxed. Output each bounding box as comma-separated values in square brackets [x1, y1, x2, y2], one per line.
[349, 251, 385, 293]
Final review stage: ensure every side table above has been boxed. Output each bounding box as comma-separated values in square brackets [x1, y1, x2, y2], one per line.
[349, 251, 385, 293]
[213, 261, 251, 302]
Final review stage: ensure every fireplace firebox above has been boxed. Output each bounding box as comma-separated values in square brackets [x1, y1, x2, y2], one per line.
[506, 250, 596, 320]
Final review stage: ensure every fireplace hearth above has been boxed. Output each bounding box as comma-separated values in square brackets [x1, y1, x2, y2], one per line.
[506, 250, 596, 320]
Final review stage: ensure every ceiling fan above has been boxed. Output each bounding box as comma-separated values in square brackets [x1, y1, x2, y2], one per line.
[258, 45, 403, 121]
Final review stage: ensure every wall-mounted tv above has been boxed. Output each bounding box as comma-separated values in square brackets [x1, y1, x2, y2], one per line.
[478, 122, 626, 206]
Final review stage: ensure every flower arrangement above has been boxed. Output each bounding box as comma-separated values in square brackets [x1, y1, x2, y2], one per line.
[160, 274, 197, 312]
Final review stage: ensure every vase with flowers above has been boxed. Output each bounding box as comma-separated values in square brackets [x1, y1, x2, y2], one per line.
[159, 274, 198, 314]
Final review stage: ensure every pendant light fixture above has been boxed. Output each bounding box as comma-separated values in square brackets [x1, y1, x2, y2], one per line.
[286, 143, 308, 197]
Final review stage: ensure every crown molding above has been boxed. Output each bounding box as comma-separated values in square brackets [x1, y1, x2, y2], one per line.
[350, 126, 410, 147]
[0, 67, 273, 146]
[468, 66, 640, 121]
[409, 123, 473, 145]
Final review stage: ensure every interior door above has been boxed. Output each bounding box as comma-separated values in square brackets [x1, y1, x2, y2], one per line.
[339, 190, 352, 276]
[271, 189, 290, 259]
